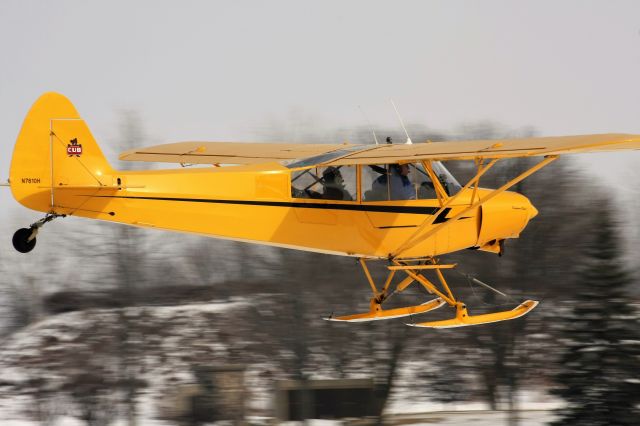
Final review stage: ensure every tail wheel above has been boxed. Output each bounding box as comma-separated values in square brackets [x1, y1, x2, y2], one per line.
[12, 228, 36, 253]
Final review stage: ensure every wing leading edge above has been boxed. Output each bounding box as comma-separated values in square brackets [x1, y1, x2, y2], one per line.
[118, 134, 640, 168]
[118, 142, 349, 166]
[325, 133, 640, 166]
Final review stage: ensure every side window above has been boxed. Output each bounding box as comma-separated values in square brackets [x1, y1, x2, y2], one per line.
[291, 166, 356, 201]
[362, 164, 390, 201]
[413, 163, 438, 200]
[362, 164, 421, 201]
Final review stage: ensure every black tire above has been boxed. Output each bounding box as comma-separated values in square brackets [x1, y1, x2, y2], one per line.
[12, 228, 36, 253]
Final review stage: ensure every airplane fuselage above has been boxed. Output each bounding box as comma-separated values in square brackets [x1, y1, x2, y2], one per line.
[14, 163, 536, 259]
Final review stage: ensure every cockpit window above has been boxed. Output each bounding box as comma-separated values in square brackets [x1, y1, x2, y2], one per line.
[432, 161, 462, 195]
[362, 164, 416, 201]
[361, 161, 461, 201]
[291, 165, 356, 201]
[413, 163, 438, 199]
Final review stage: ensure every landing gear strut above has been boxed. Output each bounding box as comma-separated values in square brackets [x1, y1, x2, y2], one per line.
[12, 213, 65, 253]
[325, 257, 539, 327]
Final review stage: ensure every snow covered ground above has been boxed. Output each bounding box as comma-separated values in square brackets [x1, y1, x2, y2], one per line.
[0, 410, 559, 426]
[277, 409, 558, 426]
[0, 300, 562, 425]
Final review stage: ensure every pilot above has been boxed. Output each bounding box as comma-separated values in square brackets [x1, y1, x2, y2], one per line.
[388, 163, 415, 200]
[321, 167, 352, 201]
[370, 164, 415, 200]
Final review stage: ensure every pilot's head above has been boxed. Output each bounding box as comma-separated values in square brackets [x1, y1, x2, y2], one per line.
[323, 166, 343, 184]
[392, 163, 410, 176]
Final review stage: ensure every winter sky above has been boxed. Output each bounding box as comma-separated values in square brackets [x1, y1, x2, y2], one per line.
[1, 1, 639, 226]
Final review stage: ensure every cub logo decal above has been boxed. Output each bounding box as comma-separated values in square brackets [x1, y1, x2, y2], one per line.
[67, 138, 83, 157]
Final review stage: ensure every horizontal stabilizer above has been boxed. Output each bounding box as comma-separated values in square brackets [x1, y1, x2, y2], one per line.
[410, 300, 538, 328]
[324, 298, 445, 322]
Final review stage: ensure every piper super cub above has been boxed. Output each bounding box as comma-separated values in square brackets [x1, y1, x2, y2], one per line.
[7, 93, 640, 327]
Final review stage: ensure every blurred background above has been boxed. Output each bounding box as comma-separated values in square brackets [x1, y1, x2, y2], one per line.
[0, 1, 639, 425]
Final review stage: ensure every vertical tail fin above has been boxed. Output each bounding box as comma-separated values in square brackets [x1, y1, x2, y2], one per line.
[9, 93, 114, 213]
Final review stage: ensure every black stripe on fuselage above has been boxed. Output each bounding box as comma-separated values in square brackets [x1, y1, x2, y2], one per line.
[89, 195, 452, 223]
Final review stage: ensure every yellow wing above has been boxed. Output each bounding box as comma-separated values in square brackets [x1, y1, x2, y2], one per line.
[118, 141, 351, 165]
[119, 134, 640, 167]
[326, 133, 640, 166]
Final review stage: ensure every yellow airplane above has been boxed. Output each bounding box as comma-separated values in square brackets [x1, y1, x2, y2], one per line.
[6, 93, 640, 327]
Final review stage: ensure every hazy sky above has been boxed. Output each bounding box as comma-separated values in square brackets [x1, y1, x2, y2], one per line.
[1, 1, 639, 223]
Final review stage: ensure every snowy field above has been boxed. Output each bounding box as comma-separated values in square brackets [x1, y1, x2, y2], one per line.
[1, 410, 558, 426]
[0, 300, 566, 425]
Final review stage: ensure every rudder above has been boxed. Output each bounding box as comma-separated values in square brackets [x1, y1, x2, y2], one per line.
[9, 93, 115, 214]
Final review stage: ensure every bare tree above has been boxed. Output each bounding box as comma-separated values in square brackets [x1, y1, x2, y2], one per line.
[110, 111, 149, 426]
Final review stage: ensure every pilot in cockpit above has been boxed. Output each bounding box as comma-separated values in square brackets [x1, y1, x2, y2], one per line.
[321, 167, 353, 201]
[370, 163, 415, 200]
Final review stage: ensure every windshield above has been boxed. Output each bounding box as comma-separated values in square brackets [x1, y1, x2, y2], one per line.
[432, 161, 462, 196]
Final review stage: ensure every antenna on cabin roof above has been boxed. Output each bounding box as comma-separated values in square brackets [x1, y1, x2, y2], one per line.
[390, 99, 412, 144]
[358, 105, 380, 145]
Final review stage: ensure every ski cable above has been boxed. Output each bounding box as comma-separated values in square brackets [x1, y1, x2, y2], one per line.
[454, 269, 516, 305]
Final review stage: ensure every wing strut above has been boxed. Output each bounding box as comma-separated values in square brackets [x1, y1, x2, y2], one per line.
[391, 155, 558, 259]
[324, 258, 446, 322]
[394, 158, 499, 256]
